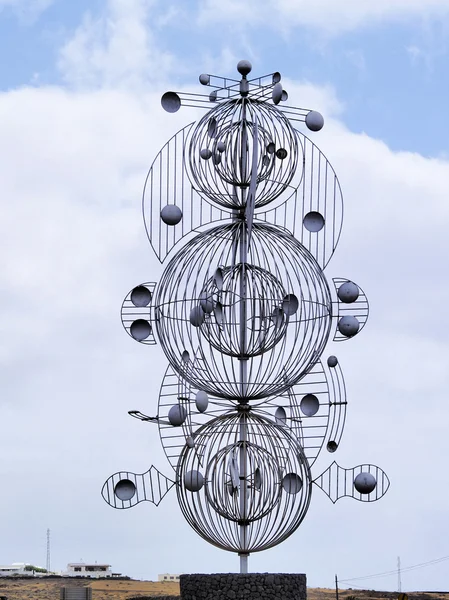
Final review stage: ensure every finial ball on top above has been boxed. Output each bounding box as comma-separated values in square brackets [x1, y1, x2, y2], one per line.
[237, 60, 252, 76]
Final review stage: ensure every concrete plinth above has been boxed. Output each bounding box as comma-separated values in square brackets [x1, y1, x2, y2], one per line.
[180, 573, 307, 600]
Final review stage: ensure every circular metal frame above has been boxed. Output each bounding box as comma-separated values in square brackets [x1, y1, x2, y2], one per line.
[176, 411, 312, 554]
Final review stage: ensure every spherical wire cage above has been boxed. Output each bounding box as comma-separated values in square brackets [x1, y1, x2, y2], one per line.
[176, 411, 312, 553]
[153, 221, 333, 402]
[187, 97, 302, 210]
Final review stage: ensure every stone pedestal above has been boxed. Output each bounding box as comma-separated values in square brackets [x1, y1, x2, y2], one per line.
[180, 573, 307, 600]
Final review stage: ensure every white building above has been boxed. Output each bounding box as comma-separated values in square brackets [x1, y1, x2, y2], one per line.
[64, 563, 113, 578]
[158, 574, 180, 582]
[0, 563, 32, 576]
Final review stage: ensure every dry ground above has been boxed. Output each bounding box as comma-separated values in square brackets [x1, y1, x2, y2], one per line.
[0, 577, 180, 600]
[0, 578, 448, 600]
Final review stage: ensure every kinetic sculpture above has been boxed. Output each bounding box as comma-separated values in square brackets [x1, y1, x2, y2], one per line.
[102, 61, 389, 572]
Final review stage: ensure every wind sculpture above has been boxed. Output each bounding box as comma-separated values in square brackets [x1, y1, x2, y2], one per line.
[102, 60, 389, 573]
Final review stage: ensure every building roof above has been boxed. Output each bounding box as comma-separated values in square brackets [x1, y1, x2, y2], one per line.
[67, 563, 111, 568]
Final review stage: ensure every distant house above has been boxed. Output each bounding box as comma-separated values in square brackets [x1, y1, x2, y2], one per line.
[0, 563, 32, 576]
[64, 563, 114, 578]
[158, 574, 180, 582]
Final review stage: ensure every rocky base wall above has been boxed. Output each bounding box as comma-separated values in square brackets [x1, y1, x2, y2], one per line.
[180, 573, 307, 600]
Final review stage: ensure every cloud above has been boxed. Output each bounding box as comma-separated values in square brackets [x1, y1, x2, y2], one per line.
[58, 0, 174, 90]
[198, 0, 449, 35]
[0, 0, 53, 21]
[2, 0, 449, 588]
[2, 74, 449, 585]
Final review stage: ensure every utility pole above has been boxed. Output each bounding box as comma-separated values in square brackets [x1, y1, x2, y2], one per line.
[46, 528, 51, 573]
[397, 556, 401, 593]
[335, 574, 339, 600]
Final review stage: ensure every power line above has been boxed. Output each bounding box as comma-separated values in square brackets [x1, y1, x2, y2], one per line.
[340, 554, 449, 584]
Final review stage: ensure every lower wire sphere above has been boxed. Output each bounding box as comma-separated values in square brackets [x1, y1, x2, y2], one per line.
[176, 411, 312, 554]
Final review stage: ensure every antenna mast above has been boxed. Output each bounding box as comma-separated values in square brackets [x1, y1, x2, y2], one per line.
[46, 528, 51, 573]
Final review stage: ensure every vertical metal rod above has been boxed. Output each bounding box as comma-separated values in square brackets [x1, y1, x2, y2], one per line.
[238, 96, 249, 573]
[240, 554, 248, 574]
[335, 574, 339, 600]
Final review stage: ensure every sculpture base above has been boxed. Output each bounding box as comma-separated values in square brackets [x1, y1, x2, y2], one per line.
[180, 573, 307, 600]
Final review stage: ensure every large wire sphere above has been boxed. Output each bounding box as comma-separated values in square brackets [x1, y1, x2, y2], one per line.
[176, 411, 312, 554]
[187, 98, 301, 210]
[153, 221, 332, 402]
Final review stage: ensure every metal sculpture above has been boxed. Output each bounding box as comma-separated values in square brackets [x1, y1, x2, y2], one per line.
[102, 60, 389, 573]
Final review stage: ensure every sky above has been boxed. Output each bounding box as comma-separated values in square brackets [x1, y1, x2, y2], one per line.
[1, 0, 449, 592]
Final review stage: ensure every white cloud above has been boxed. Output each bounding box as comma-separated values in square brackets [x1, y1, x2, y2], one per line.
[198, 0, 449, 35]
[0, 0, 53, 20]
[58, 0, 174, 90]
[2, 0, 449, 589]
[2, 75, 449, 586]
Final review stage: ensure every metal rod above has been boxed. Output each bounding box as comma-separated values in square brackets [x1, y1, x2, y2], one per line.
[238, 97, 249, 573]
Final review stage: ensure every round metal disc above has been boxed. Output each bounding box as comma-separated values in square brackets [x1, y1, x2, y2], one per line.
[337, 281, 360, 304]
[282, 294, 299, 316]
[327, 355, 338, 368]
[214, 302, 223, 325]
[282, 473, 303, 494]
[190, 306, 205, 327]
[199, 292, 214, 314]
[272, 82, 283, 105]
[208, 117, 217, 138]
[272, 72, 281, 84]
[130, 319, 151, 341]
[214, 267, 223, 290]
[275, 406, 287, 425]
[276, 148, 288, 160]
[337, 316, 360, 337]
[168, 404, 187, 427]
[130, 286, 152, 308]
[184, 470, 204, 492]
[303, 211, 325, 232]
[161, 204, 182, 225]
[305, 110, 324, 132]
[254, 467, 262, 490]
[281, 90, 288, 102]
[209, 90, 217, 102]
[200, 148, 212, 160]
[161, 91, 181, 113]
[199, 74, 210, 85]
[327, 441, 338, 453]
[354, 472, 377, 495]
[114, 479, 136, 501]
[300, 394, 319, 417]
[195, 390, 209, 413]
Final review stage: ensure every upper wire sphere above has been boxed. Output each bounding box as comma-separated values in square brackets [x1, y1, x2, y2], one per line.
[188, 98, 300, 210]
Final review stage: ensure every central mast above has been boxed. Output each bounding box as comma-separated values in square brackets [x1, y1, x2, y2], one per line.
[238, 91, 250, 574]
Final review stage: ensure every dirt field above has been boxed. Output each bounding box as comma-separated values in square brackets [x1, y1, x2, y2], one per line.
[0, 577, 447, 600]
[0, 577, 180, 600]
